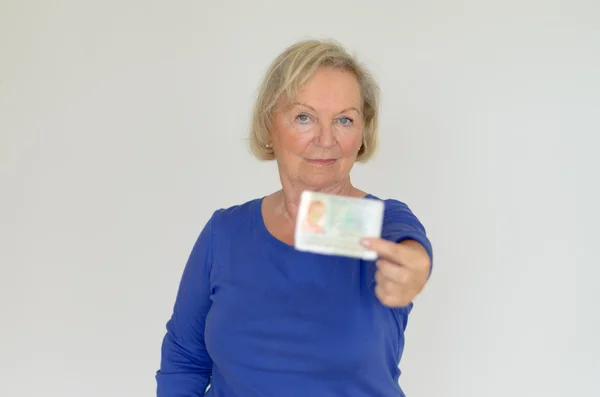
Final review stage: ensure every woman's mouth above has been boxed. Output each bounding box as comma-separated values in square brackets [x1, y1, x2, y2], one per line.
[306, 159, 336, 166]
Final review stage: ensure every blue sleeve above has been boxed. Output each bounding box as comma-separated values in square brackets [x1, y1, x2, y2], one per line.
[156, 213, 217, 396]
[382, 200, 434, 277]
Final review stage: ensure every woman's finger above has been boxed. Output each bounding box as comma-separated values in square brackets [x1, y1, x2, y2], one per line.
[377, 259, 408, 283]
[361, 237, 404, 263]
[375, 269, 401, 293]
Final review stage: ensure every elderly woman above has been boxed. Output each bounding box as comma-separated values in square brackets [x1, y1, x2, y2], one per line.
[156, 39, 433, 397]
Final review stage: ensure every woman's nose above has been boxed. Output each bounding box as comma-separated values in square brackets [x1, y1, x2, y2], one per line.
[315, 122, 334, 148]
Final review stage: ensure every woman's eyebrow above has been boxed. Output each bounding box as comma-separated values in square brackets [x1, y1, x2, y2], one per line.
[337, 107, 361, 115]
[292, 102, 361, 115]
[292, 102, 316, 112]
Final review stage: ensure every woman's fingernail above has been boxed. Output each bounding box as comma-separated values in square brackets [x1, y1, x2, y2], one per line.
[361, 238, 371, 247]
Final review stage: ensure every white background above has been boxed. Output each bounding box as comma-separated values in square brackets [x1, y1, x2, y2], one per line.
[1, 1, 599, 396]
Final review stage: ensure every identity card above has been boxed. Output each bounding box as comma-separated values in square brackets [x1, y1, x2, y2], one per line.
[294, 191, 384, 260]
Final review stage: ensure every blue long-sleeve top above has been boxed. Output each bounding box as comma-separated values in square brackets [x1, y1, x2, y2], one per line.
[156, 194, 433, 397]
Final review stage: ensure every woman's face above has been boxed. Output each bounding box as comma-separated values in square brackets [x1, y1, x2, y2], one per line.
[270, 66, 364, 191]
[308, 201, 326, 225]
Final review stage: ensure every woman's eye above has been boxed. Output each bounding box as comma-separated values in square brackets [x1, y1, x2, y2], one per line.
[338, 117, 353, 126]
[296, 114, 310, 123]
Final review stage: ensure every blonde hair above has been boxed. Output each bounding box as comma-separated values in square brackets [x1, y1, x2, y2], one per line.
[249, 39, 380, 162]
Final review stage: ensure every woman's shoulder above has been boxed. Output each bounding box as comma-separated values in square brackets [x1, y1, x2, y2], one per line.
[207, 196, 263, 229]
[366, 192, 426, 229]
[366, 193, 412, 213]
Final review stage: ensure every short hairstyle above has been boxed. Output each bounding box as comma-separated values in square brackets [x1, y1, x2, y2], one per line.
[248, 39, 380, 162]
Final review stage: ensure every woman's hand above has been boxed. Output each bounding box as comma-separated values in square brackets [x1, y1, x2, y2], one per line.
[361, 238, 431, 308]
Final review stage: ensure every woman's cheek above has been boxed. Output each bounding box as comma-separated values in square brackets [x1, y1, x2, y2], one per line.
[294, 122, 314, 133]
[336, 126, 362, 150]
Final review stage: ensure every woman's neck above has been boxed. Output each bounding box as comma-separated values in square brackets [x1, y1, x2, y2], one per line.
[274, 178, 362, 223]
